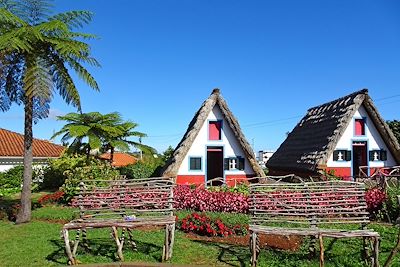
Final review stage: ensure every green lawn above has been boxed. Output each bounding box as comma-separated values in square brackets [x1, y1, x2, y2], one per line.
[0, 204, 399, 266]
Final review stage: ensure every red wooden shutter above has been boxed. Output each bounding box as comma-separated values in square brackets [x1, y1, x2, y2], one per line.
[355, 119, 365, 135]
[209, 121, 222, 140]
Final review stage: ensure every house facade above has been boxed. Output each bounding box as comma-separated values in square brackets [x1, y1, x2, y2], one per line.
[162, 89, 264, 185]
[267, 89, 400, 179]
[325, 105, 397, 177]
[0, 128, 65, 172]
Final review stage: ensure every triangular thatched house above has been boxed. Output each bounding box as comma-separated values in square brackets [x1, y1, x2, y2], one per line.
[162, 89, 264, 185]
[267, 89, 400, 178]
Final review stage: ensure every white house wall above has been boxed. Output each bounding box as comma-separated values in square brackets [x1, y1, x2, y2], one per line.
[327, 104, 396, 167]
[177, 105, 252, 175]
[0, 157, 52, 172]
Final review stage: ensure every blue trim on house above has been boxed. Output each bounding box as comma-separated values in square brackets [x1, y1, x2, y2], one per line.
[188, 156, 203, 172]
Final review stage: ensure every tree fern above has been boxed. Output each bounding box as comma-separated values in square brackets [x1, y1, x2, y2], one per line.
[0, 0, 100, 223]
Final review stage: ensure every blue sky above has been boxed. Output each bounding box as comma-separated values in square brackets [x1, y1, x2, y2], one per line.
[1, 0, 400, 153]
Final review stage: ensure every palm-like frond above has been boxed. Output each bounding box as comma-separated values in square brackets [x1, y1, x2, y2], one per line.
[0, 7, 27, 27]
[48, 10, 92, 29]
[18, 0, 53, 24]
[0, 5, 99, 115]
[65, 57, 99, 91]
[0, 0, 21, 16]
[23, 56, 53, 101]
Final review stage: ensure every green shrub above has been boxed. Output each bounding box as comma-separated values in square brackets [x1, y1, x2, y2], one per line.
[384, 186, 400, 221]
[118, 161, 158, 179]
[208, 182, 249, 196]
[0, 165, 55, 197]
[40, 154, 91, 190]
[0, 166, 23, 197]
[61, 158, 120, 202]
[0, 166, 23, 188]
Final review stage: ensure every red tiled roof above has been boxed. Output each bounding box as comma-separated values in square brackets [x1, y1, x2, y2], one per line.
[0, 128, 65, 158]
[99, 152, 137, 167]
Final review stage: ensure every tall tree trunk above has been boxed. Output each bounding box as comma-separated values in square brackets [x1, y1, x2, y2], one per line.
[86, 144, 91, 160]
[16, 96, 33, 224]
[110, 146, 114, 165]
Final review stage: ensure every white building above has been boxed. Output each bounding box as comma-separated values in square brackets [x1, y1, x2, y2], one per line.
[267, 89, 400, 178]
[257, 150, 275, 168]
[0, 128, 64, 172]
[161, 89, 264, 185]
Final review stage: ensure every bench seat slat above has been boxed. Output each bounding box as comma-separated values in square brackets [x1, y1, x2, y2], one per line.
[64, 215, 176, 229]
[249, 225, 379, 237]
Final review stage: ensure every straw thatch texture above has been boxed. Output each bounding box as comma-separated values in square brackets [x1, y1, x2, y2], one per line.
[162, 89, 264, 177]
[267, 89, 400, 174]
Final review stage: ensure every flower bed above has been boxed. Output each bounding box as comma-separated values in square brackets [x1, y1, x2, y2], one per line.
[177, 212, 248, 237]
[174, 185, 249, 213]
[38, 191, 65, 205]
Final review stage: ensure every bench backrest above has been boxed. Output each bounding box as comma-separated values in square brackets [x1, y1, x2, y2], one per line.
[249, 180, 370, 227]
[71, 177, 175, 220]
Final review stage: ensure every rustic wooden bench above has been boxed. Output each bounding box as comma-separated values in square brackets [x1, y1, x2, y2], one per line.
[249, 180, 380, 267]
[62, 177, 175, 265]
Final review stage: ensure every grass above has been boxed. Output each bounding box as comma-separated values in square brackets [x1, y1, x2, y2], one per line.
[1, 199, 400, 266]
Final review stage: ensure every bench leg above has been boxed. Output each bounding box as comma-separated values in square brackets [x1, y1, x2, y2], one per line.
[319, 235, 324, 267]
[72, 229, 81, 257]
[82, 228, 90, 251]
[127, 228, 137, 251]
[309, 235, 317, 258]
[62, 229, 76, 265]
[250, 231, 260, 267]
[372, 237, 379, 267]
[111, 226, 124, 261]
[163, 223, 175, 261]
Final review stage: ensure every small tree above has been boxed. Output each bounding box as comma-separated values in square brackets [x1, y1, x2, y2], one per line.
[53, 112, 155, 161]
[52, 112, 123, 158]
[387, 120, 400, 145]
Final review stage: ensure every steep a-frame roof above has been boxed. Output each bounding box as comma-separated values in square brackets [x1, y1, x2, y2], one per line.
[267, 89, 400, 174]
[161, 89, 264, 177]
[0, 128, 65, 158]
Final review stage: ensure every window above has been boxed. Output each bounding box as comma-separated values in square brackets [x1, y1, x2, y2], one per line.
[369, 150, 387, 161]
[224, 157, 245, 170]
[355, 119, 365, 136]
[209, 121, 222, 140]
[333, 150, 351, 161]
[189, 157, 202, 171]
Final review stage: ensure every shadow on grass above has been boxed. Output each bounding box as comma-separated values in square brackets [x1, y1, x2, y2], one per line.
[0, 198, 42, 221]
[46, 237, 164, 265]
[192, 240, 250, 267]
[192, 238, 365, 267]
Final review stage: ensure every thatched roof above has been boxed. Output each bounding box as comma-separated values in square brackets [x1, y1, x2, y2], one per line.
[161, 89, 264, 177]
[267, 89, 400, 174]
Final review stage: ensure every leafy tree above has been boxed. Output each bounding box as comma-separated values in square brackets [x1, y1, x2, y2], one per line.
[102, 119, 155, 163]
[52, 112, 123, 157]
[0, 0, 99, 223]
[52, 112, 155, 162]
[161, 145, 174, 163]
[387, 120, 400, 145]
